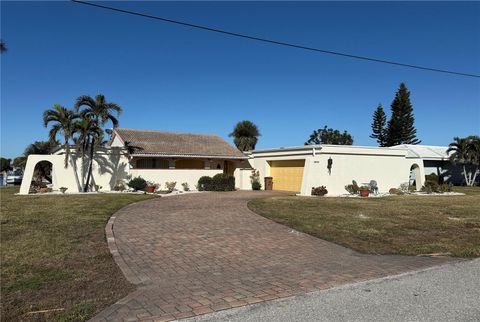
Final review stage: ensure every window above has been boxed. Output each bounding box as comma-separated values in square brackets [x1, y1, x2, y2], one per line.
[175, 159, 204, 169]
[135, 158, 169, 169]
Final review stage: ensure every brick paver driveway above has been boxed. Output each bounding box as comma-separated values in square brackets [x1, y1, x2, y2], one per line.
[93, 191, 454, 322]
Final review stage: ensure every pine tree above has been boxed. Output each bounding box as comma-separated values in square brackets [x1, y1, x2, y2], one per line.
[370, 104, 387, 146]
[386, 83, 421, 146]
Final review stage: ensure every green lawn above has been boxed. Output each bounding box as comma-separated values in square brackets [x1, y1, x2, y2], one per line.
[0, 187, 156, 322]
[248, 187, 480, 258]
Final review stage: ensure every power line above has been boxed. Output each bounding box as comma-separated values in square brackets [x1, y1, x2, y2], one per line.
[71, 0, 480, 78]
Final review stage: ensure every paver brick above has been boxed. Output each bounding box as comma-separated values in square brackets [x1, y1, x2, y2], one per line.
[93, 191, 454, 321]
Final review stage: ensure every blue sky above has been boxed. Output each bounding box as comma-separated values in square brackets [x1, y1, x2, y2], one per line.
[1, 1, 479, 159]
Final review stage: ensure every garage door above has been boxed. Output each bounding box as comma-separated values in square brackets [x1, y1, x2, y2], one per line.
[270, 160, 305, 192]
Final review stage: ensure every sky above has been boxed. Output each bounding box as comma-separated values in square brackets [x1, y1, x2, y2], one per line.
[1, 1, 479, 159]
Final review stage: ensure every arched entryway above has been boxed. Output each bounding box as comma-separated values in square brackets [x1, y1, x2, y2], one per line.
[409, 164, 422, 191]
[28, 160, 54, 193]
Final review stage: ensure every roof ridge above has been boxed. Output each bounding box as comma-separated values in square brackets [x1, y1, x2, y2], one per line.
[116, 127, 221, 138]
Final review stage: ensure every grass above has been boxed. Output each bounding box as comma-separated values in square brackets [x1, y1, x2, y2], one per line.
[0, 187, 156, 322]
[248, 186, 480, 258]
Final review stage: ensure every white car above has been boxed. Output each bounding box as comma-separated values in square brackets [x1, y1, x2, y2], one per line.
[6, 169, 23, 185]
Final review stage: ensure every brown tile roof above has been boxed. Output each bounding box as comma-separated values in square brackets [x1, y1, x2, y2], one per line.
[113, 128, 246, 159]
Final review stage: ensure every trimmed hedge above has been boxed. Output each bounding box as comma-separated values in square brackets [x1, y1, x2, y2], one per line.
[198, 174, 235, 191]
[198, 176, 213, 191]
[128, 176, 147, 191]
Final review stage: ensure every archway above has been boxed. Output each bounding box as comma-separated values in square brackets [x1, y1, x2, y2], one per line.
[28, 160, 54, 193]
[409, 164, 422, 191]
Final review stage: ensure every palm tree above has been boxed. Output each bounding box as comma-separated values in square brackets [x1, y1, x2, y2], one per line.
[447, 136, 480, 186]
[73, 115, 103, 191]
[43, 104, 79, 167]
[229, 120, 260, 151]
[74, 94, 122, 191]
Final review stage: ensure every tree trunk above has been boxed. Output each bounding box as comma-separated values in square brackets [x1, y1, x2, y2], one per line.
[84, 137, 95, 192]
[472, 165, 479, 186]
[64, 141, 70, 168]
[463, 165, 470, 186]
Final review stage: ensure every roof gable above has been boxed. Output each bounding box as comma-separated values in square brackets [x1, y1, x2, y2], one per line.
[112, 128, 246, 159]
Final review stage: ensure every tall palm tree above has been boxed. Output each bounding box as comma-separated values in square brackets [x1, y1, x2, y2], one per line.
[43, 104, 79, 167]
[447, 136, 480, 186]
[229, 120, 260, 151]
[74, 94, 122, 191]
[73, 115, 103, 191]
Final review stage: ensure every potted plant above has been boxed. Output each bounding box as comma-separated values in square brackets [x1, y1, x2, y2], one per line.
[146, 181, 157, 193]
[359, 186, 370, 197]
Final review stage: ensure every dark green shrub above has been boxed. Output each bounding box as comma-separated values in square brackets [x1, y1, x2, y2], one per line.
[438, 183, 452, 193]
[198, 176, 213, 191]
[252, 181, 262, 190]
[425, 173, 439, 184]
[311, 186, 328, 196]
[422, 179, 439, 193]
[128, 176, 147, 191]
[211, 173, 235, 191]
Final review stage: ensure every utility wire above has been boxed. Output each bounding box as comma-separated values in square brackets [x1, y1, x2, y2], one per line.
[71, 0, 480, 78]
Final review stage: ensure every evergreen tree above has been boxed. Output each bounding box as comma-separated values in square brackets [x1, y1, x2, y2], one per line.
[369, 104, 387, 146]
[305, 126, 353, 145]
[386, 83, 421, 146]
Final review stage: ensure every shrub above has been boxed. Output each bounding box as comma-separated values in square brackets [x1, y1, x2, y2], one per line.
[165, 181, 177, 192]
[389, 188, 403, 195]
[345, 180, 359, 195]
[311, 186, 328, 196]
[114, 181, 126, 191]
[252, 181, 262, 190]
[422, 180, 452, 194]
[399, 182, 409, 193]
[438, 183, 452, 193]
[250, 170, 261, 190]
[211, 173, 235, 191]
[425, 173, 439, 184]
[128, 176, 147, 191]
[198, 176, 212, 191]
[368, 180, 378, 194]
[422, 179, 440, 194]
[181, 182, 190, 191]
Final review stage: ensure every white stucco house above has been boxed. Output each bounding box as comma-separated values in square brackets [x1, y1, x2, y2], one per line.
[19, 128, 458, 196]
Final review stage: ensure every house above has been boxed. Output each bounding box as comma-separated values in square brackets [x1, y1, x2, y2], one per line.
[18, 128, 462, 196]
[239, 144, 426, 196]
[19, 128, 248, 194]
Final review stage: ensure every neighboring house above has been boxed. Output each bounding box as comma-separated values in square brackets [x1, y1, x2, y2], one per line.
[18, 128, 466, 196]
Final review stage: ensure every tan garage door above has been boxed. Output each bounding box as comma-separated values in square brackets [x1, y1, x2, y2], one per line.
[270, 160, 305, 192]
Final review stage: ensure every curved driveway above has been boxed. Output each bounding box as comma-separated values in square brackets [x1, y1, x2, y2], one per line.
[93, 191, 454, 322]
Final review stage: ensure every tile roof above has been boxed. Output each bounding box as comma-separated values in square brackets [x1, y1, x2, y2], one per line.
[112, 128, 246, 159]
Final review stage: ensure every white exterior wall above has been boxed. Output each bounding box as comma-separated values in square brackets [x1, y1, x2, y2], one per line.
[129, 169, 223, 191]
[19, 147, 131, 194]
[249, 146, 426, 196]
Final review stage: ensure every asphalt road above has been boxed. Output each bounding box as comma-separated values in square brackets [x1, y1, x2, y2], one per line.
[185, 259, 480, 322]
